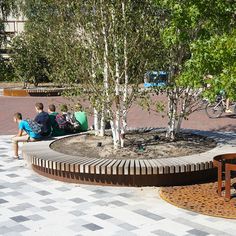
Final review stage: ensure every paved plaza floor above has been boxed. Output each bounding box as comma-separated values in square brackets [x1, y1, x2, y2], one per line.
[0, 135, 236, 236]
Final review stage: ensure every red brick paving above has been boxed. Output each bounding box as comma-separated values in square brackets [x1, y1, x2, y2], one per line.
[1, 95, 236, 135]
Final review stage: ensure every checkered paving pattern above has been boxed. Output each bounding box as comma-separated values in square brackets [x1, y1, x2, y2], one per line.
[0, 135, 236, 236]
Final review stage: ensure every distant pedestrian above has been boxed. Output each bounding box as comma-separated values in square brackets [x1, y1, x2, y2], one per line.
[12, 112, 41, 159]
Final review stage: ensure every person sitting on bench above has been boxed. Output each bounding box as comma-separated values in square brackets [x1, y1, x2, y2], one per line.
[12, 112, 41, 159]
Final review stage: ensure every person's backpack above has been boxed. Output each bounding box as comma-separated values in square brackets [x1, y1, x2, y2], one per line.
[26, 119, 42, 134]
[69, 114, 80, 129]
[55, 114, 69, 130]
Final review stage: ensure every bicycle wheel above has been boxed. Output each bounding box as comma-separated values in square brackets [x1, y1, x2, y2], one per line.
[205, 103, 224, 118]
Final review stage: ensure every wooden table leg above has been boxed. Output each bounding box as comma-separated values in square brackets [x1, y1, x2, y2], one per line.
[225, 164, 231, 200]
[217, 162, 222, 196]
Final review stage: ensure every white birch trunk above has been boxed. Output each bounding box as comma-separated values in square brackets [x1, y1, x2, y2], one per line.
[166, 90, 177, 140]
[91, 51, 100, 136]
[111, 6, 121, 148]
[94, 108, 100, 135]
[99, 0, 109, 137]
[175, 89, 189, 134]
[121, 1, 128, 147]
[100, 108, 105, 136]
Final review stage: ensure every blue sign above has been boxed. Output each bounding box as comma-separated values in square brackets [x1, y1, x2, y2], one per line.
[144, 71, 168, 88]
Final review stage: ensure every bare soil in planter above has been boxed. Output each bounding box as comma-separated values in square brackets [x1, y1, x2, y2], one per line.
[50, 130, 217, 160]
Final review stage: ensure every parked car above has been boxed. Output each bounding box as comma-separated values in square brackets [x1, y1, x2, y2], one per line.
[144, 70, 168, 88]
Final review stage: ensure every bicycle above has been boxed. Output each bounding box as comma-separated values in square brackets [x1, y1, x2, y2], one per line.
[205, 95, 236, 118]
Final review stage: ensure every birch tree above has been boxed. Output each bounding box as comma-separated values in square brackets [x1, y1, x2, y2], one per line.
[153, 0, 236, 139]
[17, 0, 160, 147]
[73, 1, 160, 148]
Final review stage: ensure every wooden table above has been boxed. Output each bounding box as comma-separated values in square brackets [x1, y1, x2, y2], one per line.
[213, 153, 236, 200]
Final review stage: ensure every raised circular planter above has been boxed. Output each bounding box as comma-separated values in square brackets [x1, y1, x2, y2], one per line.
[3, 87, 66, 97]
[21, 130, 236, 186]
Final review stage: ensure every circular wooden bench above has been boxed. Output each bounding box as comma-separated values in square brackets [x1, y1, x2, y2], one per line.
[21, 131, 229, 186]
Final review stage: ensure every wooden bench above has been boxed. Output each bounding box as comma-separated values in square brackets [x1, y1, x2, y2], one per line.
[21, 134, 221, 186]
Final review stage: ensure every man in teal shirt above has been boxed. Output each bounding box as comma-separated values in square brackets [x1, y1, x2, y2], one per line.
[12, 112, 41, 159]
[74, 103, 88, 132]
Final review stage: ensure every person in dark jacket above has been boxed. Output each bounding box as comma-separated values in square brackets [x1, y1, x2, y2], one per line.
[34, 102, 51, 136]
[48, 104, 65, 136]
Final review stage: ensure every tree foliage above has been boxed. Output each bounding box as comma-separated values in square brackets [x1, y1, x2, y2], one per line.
[11, 33, 50, 86]
[151, 0, 236, 139]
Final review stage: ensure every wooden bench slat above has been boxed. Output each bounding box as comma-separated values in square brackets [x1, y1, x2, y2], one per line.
[148, 160, 158, 174]
[129, 159, 135, 175]
[139, 160, 146, 175]
[101, 159, 115, 175]
[106, 159, 118, 175]
[118, 160, 126, 175]
[95, 159, 110, 174]
[135, 160, 140, 175]
[124, 160, 130, 175]
[112, 160, 122, 175]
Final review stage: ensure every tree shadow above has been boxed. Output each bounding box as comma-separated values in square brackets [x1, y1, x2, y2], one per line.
[210, 124, 236, 132]
[217, 114, 236, 119]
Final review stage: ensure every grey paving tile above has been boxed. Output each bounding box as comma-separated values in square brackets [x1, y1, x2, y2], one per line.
[40, 198, 56, 204]
[6, 174, 19, 178]
[10, 215, 30, 223]
[119, 193, 133, 198]
[90, 193, 110, 199]
[8, 182, 26, 188]
[7, 191, 22, 196]
[9, 224, 30, 233]
[93, 189, 108, 194]
[3, 232, 23, 236]
[0, 226, 12, 234]
[9, 203, 34, 212]
[152, 229, 176, 236]
[41, 206, 58, 212]
[94, 213, 113, 220]
[68, 224, 87, 232]
[184, 211, 199, 216]
[82, 223, 103, 231]
[110, 200, 128, 206]
[118, 223, 138, 231]
[152, 229, 177, 236]
[31, 177, 47, 182]
[0, 198, 8, 204]
[134, 209, 165, 221]
[36, 190, 51, 196]
[92, 200, 109, 206]
[70, 197, 86, 203]
[112, 230, 137, 236]
[56, 186, 70, 192]
[27, 214, 44, 221]
[174, 218, 232, 236]
[187, 229, 209, 236]
[70, 210, 86, 217]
